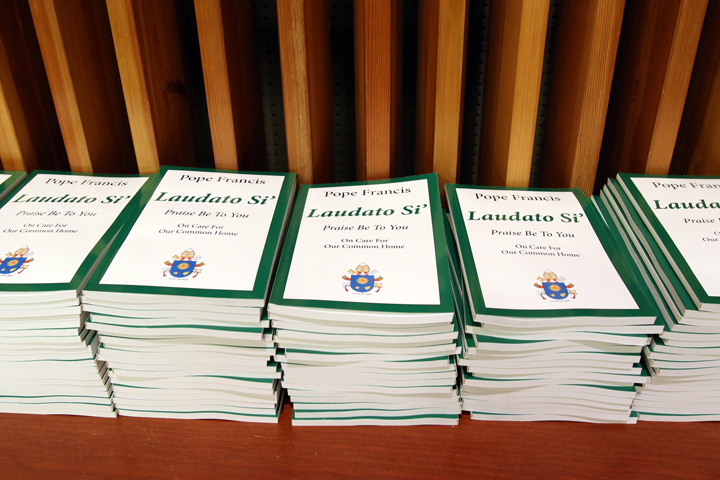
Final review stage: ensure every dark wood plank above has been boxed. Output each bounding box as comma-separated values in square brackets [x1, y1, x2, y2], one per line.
[479, 0, 550, 188]
[195, 0, 267, 172]
[29, 0, 136, 174]
[540, 0, 625, 195]
[671, 0, 720, 176]
[0, 0, 67, 172]
[107, 0, 198, 173]
[598, 0, 707, 183]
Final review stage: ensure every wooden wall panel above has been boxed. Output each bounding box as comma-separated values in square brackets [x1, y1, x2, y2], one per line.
[0, 0, 718, 186]
[0, 0, 67, 172]
[540, 0, 625, 194]
[416, 0, 469, 195]
[479, 0, 550, 188]
[598, 0, 707, 183]
[355, 0, 402, 181]
[195, 0, 266, 172]
[672, 0, 720, 176]
[277, 0, 333, 185]
[107, 0, 197, 174]
[29, 0, 136, 174]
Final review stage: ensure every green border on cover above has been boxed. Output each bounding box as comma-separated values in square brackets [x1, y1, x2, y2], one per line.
[269, 174, 454, 315]
[83, 166, 297, 302]
[0, 170, 149, 293]
[445, 183, 655, 321]
[617, 172, 720, 308]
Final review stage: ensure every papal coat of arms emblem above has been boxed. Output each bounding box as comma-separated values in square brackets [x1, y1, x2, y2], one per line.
[342, 263, 383, 293]
[163, 248, 205, 278]
[533, 270, 576, 300]
[0, 246, 33, 275]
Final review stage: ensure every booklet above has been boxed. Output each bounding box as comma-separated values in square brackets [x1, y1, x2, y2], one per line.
[445, 184, 656, 328]
[83, 166, 296, 307]
[269, 173, 454, 324]
[617, 173, 720, 312]
[0, 171, 148, 300]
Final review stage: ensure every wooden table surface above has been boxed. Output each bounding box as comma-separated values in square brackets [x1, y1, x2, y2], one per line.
[1, 402, 718, 480]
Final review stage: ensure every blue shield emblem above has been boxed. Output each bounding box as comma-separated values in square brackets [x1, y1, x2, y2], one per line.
[351, 274, 374, 292]
[0, 257, 26, 274]
[170, 260, 196, 278]
[543, 282, 569, 299]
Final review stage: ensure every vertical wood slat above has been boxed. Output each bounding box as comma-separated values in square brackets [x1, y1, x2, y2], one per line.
[598, 0, 707, 181]
[355, 0, 402, 181]
[479, 0, 550, 188]
[106, 0, 197, 174]
[195, 0, 266, 172]
[0, 0, 67, 172]
[0, 0, 716, 186]
[277, 0, 333, 185]
[540, 0, 625, 194]
[0, 37, 28, 170]
[646, 0, 707, 174]
[29, 0, 135, 173]
[416, 0, 469, 195]
[672, 0, 720, 176]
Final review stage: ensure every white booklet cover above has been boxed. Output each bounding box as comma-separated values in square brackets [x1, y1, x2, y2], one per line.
[88, 167, 296, 304]
[270, 174, 454, 316]
[446, 184, 654, 323]
[618, 173, 720, 308]
[0, 172, 147, 288]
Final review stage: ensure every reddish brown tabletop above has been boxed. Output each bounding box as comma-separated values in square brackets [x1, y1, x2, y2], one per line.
[1, 402, 718, 479]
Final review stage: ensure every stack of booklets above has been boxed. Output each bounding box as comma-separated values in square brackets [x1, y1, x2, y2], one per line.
[445, 184, 658, 423]
[598, 173, 720, 421]
[83, 167, 295, 422]
[0, 171, 148, 417]
[81, 167, 296, 422]
[269, 174, 460, 425]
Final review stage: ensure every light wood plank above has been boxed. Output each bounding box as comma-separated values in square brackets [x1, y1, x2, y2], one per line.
[432, 0, 469, 192]
[355, 0, 402, 181]
[0, 0, 66, 172]
[648, 0, 707, 174]
[106, 0, 158, 173]
[672, 0, 720, 176]
[416, 0, 469, 195]
[598, 0, 707, 181]
[107, 0, 197, 173]
[0, 50, 26, 171]
[195, 0, 266, 172]
[0, 2, 33, 172]
[479, 0, 550, 187]
[29, 0, 135, 173]
[540, 0, 625, 194]
[277, 0, 333, 184]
